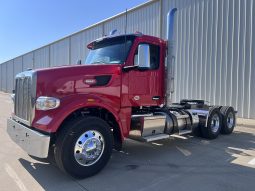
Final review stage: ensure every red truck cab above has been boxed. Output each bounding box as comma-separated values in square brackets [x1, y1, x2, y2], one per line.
[32, 34, 167, 138]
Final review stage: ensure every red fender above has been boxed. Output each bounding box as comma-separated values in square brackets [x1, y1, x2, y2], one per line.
[32, 94, 131, 140]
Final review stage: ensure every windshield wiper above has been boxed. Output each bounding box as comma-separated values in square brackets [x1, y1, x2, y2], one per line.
[91, 61, 107, 65]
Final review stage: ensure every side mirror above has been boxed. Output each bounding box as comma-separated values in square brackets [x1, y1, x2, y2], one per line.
[137, 44, 150, 69]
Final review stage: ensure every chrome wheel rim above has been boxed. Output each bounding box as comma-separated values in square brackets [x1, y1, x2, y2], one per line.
[74, 130, 105, 166]
[227, 112, 234, 129]
[211, 114, 220, 133]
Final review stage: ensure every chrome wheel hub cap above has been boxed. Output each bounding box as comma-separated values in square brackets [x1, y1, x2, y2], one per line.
[211, 114, 220, 133]
[227, 112, 234, 129]
[74, 130, 104, 166]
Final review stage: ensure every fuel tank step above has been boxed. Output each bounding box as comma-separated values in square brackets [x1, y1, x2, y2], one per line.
[129, 133, 170, 142]
[175, 115, 189, 119]
[178, 129, 192, 135]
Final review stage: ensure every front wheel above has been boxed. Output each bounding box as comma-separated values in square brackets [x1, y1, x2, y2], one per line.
[54, 116, 113, 178]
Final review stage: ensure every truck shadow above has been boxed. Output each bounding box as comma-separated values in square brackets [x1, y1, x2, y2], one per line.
[19, 128, 255, 191]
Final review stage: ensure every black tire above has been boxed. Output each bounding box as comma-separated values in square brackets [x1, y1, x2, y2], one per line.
[54, 116, 113, 178]
[201, 107, 222, 139]
[192, 116, 206, 137]
[192, 124, 202, 137]
[220, 106, 236, 134]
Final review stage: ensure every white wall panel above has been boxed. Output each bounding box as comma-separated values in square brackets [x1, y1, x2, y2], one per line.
[2, 63, 7, 92]
[163, 0, 255, 118]
[34, 47, 50, 69]
[250, 0, 255, 118]
[126, 1, 160, 37]
[236, 0, 246, 117]
[243, 0, 253, 118]
[12, 57, 23, 94]
[50, 38, 70, 66]
[1, 63, 7, 92]
[6, 60, 14, 93]
[23, 52, 34, 71]
[70, 26, 103, 65]
[13, 57, 23, 79]
[104, 16, 126, 36]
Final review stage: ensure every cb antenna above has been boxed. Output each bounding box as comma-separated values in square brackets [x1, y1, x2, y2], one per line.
[125, 8, 128, 36]
[124, 8, 128, 62]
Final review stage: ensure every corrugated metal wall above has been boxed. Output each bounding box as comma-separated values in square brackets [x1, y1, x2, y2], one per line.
[1, 62, 7, 92]
[162, 0, 255, 119]
[70, 26, 104, 65]
[34, 47, 50, 69]
[0, 0, 254, 119]
[6, 60, 14, 93]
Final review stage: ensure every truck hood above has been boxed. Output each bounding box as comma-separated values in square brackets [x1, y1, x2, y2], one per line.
[35, 64, 122, 97]
[35, 64, 121, 75]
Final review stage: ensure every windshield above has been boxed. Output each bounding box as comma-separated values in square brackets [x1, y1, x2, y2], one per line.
[85, 36, 134, 65]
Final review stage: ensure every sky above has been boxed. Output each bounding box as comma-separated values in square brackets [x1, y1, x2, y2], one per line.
[0, 0, 148, 63]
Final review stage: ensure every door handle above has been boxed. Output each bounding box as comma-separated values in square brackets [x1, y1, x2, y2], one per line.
[152, 96, 160, 100]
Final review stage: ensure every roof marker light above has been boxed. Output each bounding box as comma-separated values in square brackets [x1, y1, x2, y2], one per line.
[134, 31, 143, 36]
[110, 29, 118, 36]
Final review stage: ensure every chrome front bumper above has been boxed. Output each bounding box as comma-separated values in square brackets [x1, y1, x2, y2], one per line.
[7, 118, 50, 158]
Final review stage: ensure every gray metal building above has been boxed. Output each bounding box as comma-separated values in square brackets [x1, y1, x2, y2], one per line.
[0, 0, 254, 119]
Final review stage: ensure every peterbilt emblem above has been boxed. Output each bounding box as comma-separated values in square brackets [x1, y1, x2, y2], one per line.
[134, 96, 140, 101]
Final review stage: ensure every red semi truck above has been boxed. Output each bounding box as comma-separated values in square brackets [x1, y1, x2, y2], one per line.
[7, 9, 236, 178]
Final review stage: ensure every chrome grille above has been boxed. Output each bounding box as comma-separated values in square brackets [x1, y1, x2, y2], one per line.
[14, 71, 36, 125]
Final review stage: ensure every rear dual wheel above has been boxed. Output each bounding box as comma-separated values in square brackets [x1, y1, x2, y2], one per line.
[220, 106, 236, 134]
[201, 107, 222, 139]
[198, 106, 236, 139]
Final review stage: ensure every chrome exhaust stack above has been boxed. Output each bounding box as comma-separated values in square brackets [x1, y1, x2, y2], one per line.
[166, 8, 177, 107]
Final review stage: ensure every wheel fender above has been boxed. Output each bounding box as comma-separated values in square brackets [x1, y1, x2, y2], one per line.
[32, 94, 126, 139]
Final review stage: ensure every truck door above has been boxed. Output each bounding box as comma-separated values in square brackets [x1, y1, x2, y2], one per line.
[126, 42, 163, 106]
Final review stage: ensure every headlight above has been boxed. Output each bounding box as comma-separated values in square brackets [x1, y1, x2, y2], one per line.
[36, 96, 60, 111]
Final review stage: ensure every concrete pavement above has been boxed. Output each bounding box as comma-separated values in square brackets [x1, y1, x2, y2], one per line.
[0, 92, 255, 191]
